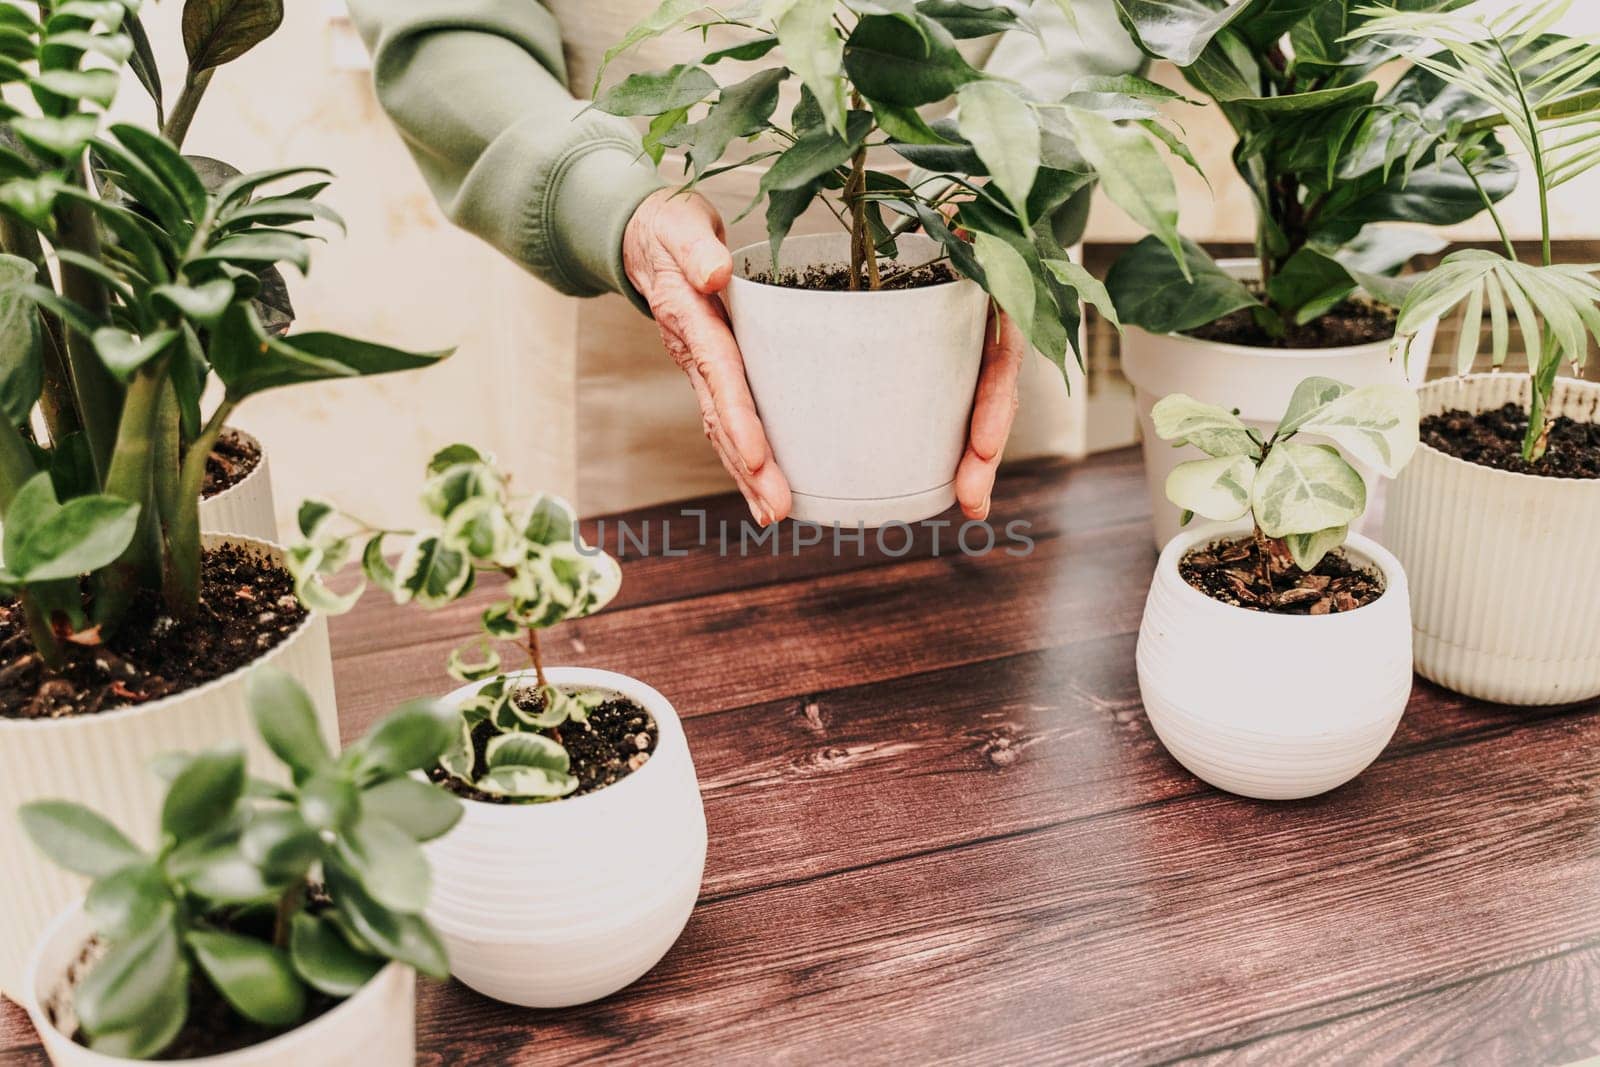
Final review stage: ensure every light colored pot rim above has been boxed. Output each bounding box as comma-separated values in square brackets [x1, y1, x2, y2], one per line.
[727, 233, 979, 297]
[25, 900, 407, 1066]
[1411, 373, 1600, 490]
[441, 666, 684, 815]
[0, 534, 319, 734]
[1158, 521, 1404, 625]
[199, 425, 265, 505]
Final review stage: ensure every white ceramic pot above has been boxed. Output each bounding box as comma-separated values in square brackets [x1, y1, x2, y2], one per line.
[425, 667, 706, 1008]
[1120, 259, 1438, 548]
[197, 429, 278, 542]
[25, 902, 413, 1066]
[1137, 522, 1414, 800]
[0, 535, 338, 999]
[1384, 374, 1600, 705]
[724, 232, 988, 526]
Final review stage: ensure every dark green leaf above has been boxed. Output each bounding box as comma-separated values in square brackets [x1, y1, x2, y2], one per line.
[0, 252, 41, 424]
[592, 63, 717, 116]
[758, 109, 871, 196]
[161, 745, 245, 842]
[1105, 235, 1260, 334]
[702, 34, 778, 64]
[361, 777, 462, 842]
[187, 930, 305, 1026]
[844, 13, 978, 106]
[76, 912, 188, 1058]
[684, 68, 785, 173]
[91, 326, 179, 381]
[124, 12, 164, 128]
[288, 912, 384, 997]
[109, 124, 207, 218]
[240, 809, 323, 882]
[349, 697, 458, 779]
[1267, 246, 1358, 325]
[182, 0, 284, 72]
[19, 799, 143, 878]
[324, 856, 450, 978]
[766, 182, 817, 267]
[247, 667, 334, 779]
[85, 862, 171, 941]
[333, 813, 430, 913]
[1114, 0, 1253, 66]
[9, 491, 140, 582]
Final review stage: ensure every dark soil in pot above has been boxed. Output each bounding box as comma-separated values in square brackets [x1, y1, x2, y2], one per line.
[201, 427, 263, 498]
[750, 260, 959, 292]
[429, 687, 659, 804]
[1187, 297, 1396, 349]
[1180, 534, 1384, 615]
[0, 543, 308, 719]
[1423, 402, 1600, 479]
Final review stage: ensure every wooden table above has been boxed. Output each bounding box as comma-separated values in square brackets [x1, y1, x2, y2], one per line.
[6, 449, 1600, 1064]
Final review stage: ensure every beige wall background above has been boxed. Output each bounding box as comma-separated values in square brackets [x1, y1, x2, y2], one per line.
[105, 1, 1600, 531]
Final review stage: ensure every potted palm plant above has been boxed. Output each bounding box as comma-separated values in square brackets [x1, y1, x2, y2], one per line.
[0, 0, 448, 994]
[1138, 376, 1420, 799]
[1361, 1, 1600, 705]
[596, 0, 1179, 525]
[20, 669, 460, 1065]
[1101, 0, 1515, 546]
[290, 445, 706, 1007]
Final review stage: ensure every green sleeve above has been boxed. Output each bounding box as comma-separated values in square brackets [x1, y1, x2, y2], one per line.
[347, 0, 663, 310]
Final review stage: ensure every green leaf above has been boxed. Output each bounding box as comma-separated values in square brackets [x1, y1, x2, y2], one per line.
[19, 799, 142, 878]
[971, 230, 1035, 340]
[182, 0, 284, 71]
[76, 913, 188, 1057]
[91, 326, 179, 381]
[0, 252, 41, 425]
[334, 813, 431, 913]
[1291, 384, 1421, 477]
[703, 34, 779, 64]
[477, 764, 579, 799]
[9, 491, 140, 582]
[187, 930, 305, 1027]
[1277, 375, 1351, 435]
[592, 63, 717, 116]
[247, 667, 333, 779]
[766, 181, 817, 267]
[1266, 246, 1358, 326]
[778, 0, 846, 132]
[1044, 258, 1119, 331]
[297, 771, 359, 833]
[324, 856, 450, 978]
[161, 745, 245, 842]
[956, 82, 1038, 222]
[167, 830, 277, 903]
[758, 109, 871, 195]
[11, 114, 97, 159]
[1164, 454, 1256, 522]
[436, 719, 476, 784]
[685, 68, 785, 173]
[351, 697, 459, 778]
[85, 863, 171, 941]
[1150, 393, 1260, 458]
[239, 809, 323, 882]
[30, 67, 118, 107]
[361, 777, 462, 842]
[844, 12, 978, 107]
[288, 912, 384, 997]
[1114, 0, 1254, 66]
[1284, 523, 1348, 572]
[207, 304, 449, 399]
[1105, 236, 1258, 335]
[150, 279, 236, 326]
[485, 731, 570, 772]
[1065, 108, 1184, 273]
[194, 232, 310, 274]
[109, 124, 208, 219]
[1252, 440, 1367, 539]
[596, 0, 705, 93]
[393, 534, 471, 608]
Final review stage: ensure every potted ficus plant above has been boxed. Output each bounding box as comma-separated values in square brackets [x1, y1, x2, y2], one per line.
[596, 0, 1180, 525]
[20, 668, 461, 1065]
[289, 444, 707, 1008]
[1137, 376, 1420, 800]
[1356, 2, 1600, 705]
[0, 0, 448, 995]
[1101, 0, 1518, 547]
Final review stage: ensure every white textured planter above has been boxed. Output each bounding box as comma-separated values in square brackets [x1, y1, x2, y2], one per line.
[724, 233, 988, 526]
[425, 667, 706, 1007]
[1385, 374, 1600, 705]
[0, 535, 338, 999]
[1137, 523, 1414, 800]
[26, 902, 413, 1066]
[197, 429, 278, 542]
[1120, 259, 1437, 548]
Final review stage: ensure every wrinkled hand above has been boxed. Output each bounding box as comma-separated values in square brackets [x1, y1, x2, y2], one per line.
[624, 189, 790, 526]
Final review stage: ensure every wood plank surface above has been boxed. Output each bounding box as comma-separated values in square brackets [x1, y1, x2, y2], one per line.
[6, 449, 1598, 1066]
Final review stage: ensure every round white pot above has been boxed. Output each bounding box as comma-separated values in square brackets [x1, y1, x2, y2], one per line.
[197, 429, 278, 542]
[1384, 373, 1600, 705]
[1137, 522, 1414, 800]
[25, 902, 413, 1066]
[1120, 259, 1438, 548]
[724, 232, 988, 527]
[0, 535, 338, 999]
[425, 667, 706, 1008]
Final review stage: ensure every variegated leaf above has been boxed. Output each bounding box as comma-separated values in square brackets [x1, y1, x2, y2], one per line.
[1276, 376, 1351, 436]
[445, 637, 501, 683]
[393, 535, 472, 608]
[1284, 524, 1349, 573]
[1164, 455, 1256, 523]
[1150, 393, 1260, 458]
[436, 721, 475, 783]
[1292, 384, 1420, 478]
[1252, 442, 1367, 539]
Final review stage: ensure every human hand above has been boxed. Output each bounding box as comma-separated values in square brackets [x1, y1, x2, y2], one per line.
[623, 189, 791, 526]
[956, 309, 1025, 521]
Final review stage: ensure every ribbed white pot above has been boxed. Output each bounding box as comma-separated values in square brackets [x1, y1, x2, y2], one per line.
[0, 536, 338, 999]
[25, 903, 413, 1066]
[724, 233, 988, 527]
[1120, 259, 1438, 548]
[425, 667, 706, 1008]
[197, 429, 278, 542]
[1137, 522, 1414, 800]
[1384, 374, 1600, 704]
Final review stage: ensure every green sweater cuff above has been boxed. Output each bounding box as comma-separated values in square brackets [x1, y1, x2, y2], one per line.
[535, 137, 663, 314]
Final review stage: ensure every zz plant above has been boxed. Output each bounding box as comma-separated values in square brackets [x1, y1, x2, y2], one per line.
[594, 0, 1191, 373]
[19, 667, 461, 1059]
[1103, 0, 1517, 337]
[290, 444, 622, 800]
[0, 0, 446, 671]
[1355, 0, 1600, 462]
[1153, 376, 1419, 583]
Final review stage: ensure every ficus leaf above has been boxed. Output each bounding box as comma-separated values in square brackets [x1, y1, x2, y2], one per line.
[957, 82, 1039, 223]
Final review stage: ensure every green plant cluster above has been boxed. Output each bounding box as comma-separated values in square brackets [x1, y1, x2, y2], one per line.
[290, 444, 622, 800]
[1154, 376, 1419, 574]
[0, 0, 448, 671]
[595, 0, 1199, 375]
[1103, 0, 1526, 337]
[19, 668, 462, 1060]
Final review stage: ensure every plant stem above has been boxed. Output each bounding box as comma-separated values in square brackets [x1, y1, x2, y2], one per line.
[0, 215, 79, 443]
[93, 360, 170, 625]
[272, 886, 300, 950]
[162, 68, 214, 150]
[166, 398, 234, 618]
[52, 195, 121, 482]
[525, 627, 548, 691]
[1252, 523, 1276, 604]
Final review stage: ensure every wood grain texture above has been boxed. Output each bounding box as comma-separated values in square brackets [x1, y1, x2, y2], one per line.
[5, 449, 1598, 1067]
